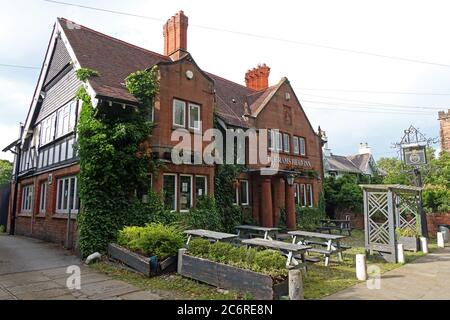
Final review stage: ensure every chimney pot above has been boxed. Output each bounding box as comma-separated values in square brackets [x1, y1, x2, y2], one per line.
[163, 10, 189, 59]
[245, 64, 271, 91]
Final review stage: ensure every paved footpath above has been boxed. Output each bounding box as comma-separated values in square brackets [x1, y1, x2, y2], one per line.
[326, 247, 450, 300]
[0, 235, 163, 300]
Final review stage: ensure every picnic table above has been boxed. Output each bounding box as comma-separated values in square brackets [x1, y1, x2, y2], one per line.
[316, 218, 352, 236]
[184, 229, 238, 245]
[242, 238, 311, 269]
[288, 230, 348, 267]
[235, 225, 280, 240]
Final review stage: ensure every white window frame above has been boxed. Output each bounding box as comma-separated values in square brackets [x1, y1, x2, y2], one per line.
[234, 185, 239, 205]
[56, 176, 79, 214]
[299, 137, 306, 156]
[293, 136, 300, 155]
[21, 184, 34, 213]
[163, 173, 178, 212]
[195, 175, 208, 198]
[172, 99, 186, 127]
[179, 174, 193, 212]
[188, 103, 201, 131]
[39, 182, 47, 214]
[267, 129, 273, 151]
[283, 133, 290, 153]
[240, 180, 249, 206]
[307, 184, 314, 207]
[300, 184, 307, 207]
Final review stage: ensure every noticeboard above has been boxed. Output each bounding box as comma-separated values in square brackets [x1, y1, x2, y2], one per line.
[403, 145, 427, 166]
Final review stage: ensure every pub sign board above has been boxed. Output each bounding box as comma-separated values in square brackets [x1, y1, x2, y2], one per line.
[402, 145, 427, 166]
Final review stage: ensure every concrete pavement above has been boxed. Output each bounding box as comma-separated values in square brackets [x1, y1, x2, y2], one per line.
[325, 247, 450, 300]
[0, 235, 163, 300]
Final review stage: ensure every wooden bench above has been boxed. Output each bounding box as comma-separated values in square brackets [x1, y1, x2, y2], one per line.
[305, 240, 351, 250]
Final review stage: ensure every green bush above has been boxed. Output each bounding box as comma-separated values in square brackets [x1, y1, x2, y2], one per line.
[117, 223, 184, 259]
[0, 225, 5, 234]
[422, 184, 450, 213]
[187, 196, 223, 231]
[296, 206, 326, 231]
[188, 238, 287, 277]
[135, 191, 180, 226]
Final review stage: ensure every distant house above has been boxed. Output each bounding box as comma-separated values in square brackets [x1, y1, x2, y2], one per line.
[321, 132, 384, 180]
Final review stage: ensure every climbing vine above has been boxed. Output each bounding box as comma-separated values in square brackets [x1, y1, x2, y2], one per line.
[76, 67, 159, 257]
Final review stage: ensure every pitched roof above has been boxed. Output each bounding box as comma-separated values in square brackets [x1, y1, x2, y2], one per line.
[59, 18, 169, 103]
[347, 153, 371, 172]
[58, 18, 290, 128]
[326, 154, 362, 174]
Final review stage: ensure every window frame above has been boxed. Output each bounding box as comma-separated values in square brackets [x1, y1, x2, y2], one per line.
[188, 103, 201, 131]
[306, 184, 314, 207]
[299, 137, 306, 156]
[239, 180, 250, 206]
[21, 184, 34, 213]
[172, 99, 186, 128]
[195, 175, 208, 198]
[293, 136, 300, 155]
[179, 174, 193, 212]
[163, 173, 178, 212]
[283, 133, 290, 153]
[55, 176, 79, 214]
[39, 182, 47, 215]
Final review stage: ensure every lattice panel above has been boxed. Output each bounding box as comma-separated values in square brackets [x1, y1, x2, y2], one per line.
[368, 192, 390, 245]
[396, 194, 420, 232]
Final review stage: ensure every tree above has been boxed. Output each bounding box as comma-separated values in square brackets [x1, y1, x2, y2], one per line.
[0, 160, 13, 186]
[324, 174, 363, 216]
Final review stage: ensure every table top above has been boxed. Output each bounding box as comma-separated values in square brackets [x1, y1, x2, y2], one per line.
[235, 225, 281, 232]
[288, 230, 346, 240]
[184, 229, 238, 240]
[242, 238, 310, 252]
[321, 219, 351, 223]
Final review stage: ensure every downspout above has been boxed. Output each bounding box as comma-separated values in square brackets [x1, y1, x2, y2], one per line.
[10, 126, 24, 235]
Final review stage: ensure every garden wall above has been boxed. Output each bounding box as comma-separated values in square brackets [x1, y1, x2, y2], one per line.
[426, 213, 450, 234]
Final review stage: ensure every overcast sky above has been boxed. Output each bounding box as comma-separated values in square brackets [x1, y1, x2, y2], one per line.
[1, 0, 448, 162]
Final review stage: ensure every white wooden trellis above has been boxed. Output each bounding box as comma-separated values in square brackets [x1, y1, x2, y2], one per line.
[361, 184, 423, 263]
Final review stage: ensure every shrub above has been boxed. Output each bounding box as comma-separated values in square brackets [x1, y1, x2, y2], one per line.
[187, 196, 223, 231]
[396, 227, 421, 238]
[117, 223, 184, 259]
[187, 238, 287, 277]
[296, 206, 326, 231]
[422, 184, 450, 213]
[134, 191, 180, 226]
[0, 225, 5, 234]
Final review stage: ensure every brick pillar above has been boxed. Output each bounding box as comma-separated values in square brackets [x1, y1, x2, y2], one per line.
[251, 175, 260, 224]
[272, 178, 281, 227]
[261, 178, 273, 227]
[286, 181, 296, 230]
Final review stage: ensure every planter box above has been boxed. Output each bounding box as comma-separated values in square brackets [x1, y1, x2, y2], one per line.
[178, 251, 287, 300]
[398, 237, 420, 252]
[108, 243, 177, 277]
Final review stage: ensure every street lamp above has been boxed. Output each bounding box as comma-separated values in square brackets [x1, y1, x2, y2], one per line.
[286, 174, 295, 186]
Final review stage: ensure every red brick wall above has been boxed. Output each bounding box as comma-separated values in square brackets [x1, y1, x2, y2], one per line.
[426, 213, 450, 234]
[13, 164, 79, 248]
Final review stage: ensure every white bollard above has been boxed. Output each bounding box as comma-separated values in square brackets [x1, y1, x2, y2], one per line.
[397, 244, 405, 264]
[288, 269, 304, 300]
[437, 232, 445, 248]
[355, 254, 368, 281]
[420, 237, 429, 254]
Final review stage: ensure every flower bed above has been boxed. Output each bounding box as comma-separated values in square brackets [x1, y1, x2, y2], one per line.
[108, 223, 184, 277]
[178, 238, 289, 300]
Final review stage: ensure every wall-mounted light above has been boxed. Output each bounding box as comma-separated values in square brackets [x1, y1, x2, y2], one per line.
[286, 174, 295, 186]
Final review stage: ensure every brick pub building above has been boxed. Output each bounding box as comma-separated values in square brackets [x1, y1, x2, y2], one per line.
[4, 11, 324, 248]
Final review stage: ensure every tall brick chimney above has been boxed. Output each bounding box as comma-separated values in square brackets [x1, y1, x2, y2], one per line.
[245, 64, 271, 91]
[163, 11, 188, 60]
[439, 109, 450, 152]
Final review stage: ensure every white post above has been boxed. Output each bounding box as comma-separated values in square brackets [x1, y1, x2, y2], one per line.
[178, 248, 187, 274]
[355, 254, 367, 281]
[437, 232, 445, 248]
[288, 269, 304, 300]
[397, 244, 405, 264]
[420, 237, 429, 254]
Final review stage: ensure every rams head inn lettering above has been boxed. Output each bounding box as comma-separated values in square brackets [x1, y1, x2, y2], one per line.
[3, 10, 324, 246]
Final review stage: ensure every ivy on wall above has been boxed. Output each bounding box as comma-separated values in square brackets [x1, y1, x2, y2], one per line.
[76, 67, 159, 257]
